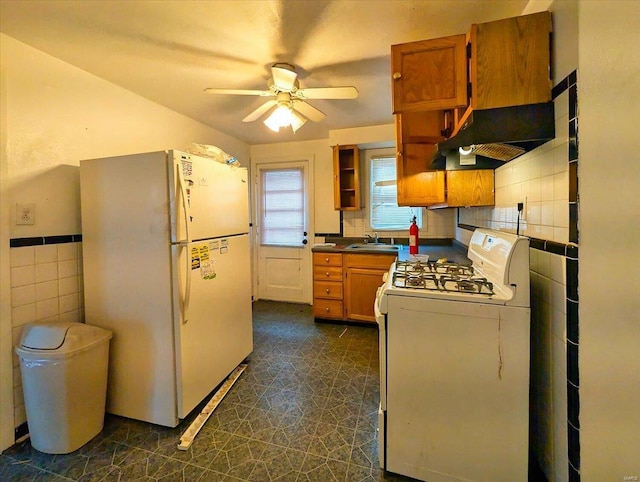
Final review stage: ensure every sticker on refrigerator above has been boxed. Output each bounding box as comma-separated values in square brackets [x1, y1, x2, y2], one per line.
[181, 160, 193, 178]
[198, 244, 210, 262]
[190, 246, 200, 270]
[200, 259, 216, 280]
[220, 238, 229, 254]
[209, 240, 220, 251]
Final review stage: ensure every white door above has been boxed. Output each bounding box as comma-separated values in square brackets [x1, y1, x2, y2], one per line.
[255, 161, 311, 303]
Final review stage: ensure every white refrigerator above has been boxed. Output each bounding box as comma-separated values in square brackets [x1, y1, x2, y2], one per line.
[80, 150, 253, 427]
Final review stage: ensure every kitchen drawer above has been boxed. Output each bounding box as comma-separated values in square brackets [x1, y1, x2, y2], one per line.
[314, 280, 343, 300]
[344, 253, 396, 270]
[313, 252, 343, 267]
[313, 298, 344, 319]
[313, 265, 343, 282]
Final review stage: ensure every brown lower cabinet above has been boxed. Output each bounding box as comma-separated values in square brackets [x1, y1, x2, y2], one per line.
[312, 253, 344, 320]
[313, 252, 395, 324]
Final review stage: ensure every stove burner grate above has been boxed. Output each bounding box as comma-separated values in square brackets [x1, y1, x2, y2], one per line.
[395, 260, 475, 276]
[439, 276, 494, 295]
[392, 263, 494, 296]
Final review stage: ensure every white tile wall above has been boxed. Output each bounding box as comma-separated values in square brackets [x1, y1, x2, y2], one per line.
[458, 91, 570, 244]
[342, 207, 455, 240]
[9, 242, 84, 428]
[530, 249, 568, 482]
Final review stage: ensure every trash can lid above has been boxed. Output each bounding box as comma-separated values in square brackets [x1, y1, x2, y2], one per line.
[19, 321, 112, 353]
[20, 322, 74, 350]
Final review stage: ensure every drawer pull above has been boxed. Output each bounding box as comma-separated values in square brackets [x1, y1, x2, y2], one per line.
[325, 272, 330, 277]
[325, 307, 330, 313]
[325, 257, 329, 263]
[325, 288, 330, 294]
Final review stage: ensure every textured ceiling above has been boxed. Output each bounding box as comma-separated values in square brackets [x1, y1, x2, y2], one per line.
[0, 0, 529, 145]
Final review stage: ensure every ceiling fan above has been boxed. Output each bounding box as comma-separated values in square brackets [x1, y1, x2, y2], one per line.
[204, 63, 359, 132]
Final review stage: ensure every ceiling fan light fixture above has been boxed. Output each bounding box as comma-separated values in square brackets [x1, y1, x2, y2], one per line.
[263, 104, 307, 133]
[206, 62, 355, 132]
[263, 105, 292, 132]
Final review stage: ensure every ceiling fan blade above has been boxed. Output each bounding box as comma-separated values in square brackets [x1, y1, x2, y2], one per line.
[242, 100, 278, 122]
[293, 101, 326, 122]
[204, 88, 272, 96]
[271, 64, 298, 91]
[295, 86, 359, 100]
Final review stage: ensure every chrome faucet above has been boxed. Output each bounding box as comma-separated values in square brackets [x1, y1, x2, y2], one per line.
[365, 232, 380, 243]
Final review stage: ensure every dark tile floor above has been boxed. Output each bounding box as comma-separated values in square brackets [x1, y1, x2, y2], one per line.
[1, 301, 413, 481]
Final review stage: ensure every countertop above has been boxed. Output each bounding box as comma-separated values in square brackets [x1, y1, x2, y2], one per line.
[312, 240, 471, 265]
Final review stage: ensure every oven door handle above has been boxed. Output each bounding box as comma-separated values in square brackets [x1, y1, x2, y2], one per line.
[374, 287, 384, 325]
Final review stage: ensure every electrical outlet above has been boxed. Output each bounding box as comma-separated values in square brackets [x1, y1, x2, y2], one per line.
[16, 203, 35, 225]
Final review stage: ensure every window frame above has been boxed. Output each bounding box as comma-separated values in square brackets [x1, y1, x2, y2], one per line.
[367, 149, 422, 231]
[259, 166, 306, 247]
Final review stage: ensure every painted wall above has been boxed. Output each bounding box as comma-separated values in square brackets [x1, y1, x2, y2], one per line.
[577, 1, 640, 480]
[0, 34, 249, 450]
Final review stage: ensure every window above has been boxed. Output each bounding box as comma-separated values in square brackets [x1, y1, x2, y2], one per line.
[369, 155, 421, 230]
[260, 168, 305, 246]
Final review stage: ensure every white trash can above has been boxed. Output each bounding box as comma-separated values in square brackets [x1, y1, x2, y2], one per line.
[15, 321, 113, 454]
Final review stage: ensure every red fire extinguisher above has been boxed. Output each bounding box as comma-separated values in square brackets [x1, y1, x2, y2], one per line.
[409, 215, 419, 254]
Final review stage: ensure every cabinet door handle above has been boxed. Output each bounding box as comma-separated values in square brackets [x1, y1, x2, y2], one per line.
[392, 72, 402, 80]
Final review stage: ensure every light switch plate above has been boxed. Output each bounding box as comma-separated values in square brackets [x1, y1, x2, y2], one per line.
[16, 203, 35, 225]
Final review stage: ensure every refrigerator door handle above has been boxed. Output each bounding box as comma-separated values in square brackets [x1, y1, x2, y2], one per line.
[176, 162, 192, 244]
[177, 242, 191, 324]
[176, 163, 192, 323]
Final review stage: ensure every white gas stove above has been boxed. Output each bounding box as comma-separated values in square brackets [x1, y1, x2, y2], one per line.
[378, 227, 530, 306]
[375, 228, 531, 482]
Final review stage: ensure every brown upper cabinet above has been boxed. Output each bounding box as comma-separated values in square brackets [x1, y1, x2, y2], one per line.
[391, 35, 468, 114]
[391, 11, 551, 208]
[468, 11, 552, 111]
[333, 145, 361, 210]
[400, 168, 495, 210]
[392, 11, 552, 136]
[440, 169, 495, 208]
[454, 11, 552, 136]
[395, 111, 446, 206]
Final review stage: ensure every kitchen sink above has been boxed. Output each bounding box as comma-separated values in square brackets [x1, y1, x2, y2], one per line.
[346, 243, 399, 251]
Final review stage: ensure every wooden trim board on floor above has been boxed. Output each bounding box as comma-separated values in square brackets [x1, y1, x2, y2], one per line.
[177, 364, 247, 450]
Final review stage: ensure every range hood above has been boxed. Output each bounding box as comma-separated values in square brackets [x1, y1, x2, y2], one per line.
[433, 102, 555, 169]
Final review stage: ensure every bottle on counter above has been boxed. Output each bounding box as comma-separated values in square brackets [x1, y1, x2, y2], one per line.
[409, 216, 419, 254]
